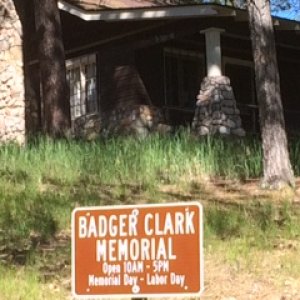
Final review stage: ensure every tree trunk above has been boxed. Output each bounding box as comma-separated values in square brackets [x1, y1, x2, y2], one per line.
[34, 0, 70, 138]
[246, 0, 294, 189]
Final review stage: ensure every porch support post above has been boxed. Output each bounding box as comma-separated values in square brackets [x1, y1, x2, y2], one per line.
[200, 27, 224, 77]
[192, 28, 245, 137]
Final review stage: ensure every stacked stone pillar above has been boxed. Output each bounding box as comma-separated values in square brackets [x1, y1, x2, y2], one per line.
[192, 28, 245, 137]
[0, 0, 25, 144]
[192, 76, 245, 136]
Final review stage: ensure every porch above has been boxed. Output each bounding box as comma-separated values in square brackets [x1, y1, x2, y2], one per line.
[23, 2, 300, 138]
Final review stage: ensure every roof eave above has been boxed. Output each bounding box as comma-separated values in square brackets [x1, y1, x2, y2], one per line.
[58, 0, 300, 30]
[58, 0, 236, 22]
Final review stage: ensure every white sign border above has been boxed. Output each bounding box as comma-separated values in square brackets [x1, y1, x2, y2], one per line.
[71, 201, 204, 299]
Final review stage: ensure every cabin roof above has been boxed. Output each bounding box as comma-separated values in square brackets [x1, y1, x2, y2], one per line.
[63, 1, 202, 11]
[61, 0, 300, 23]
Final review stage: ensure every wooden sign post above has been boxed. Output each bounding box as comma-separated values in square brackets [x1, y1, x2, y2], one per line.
[72, 202, 204, 299]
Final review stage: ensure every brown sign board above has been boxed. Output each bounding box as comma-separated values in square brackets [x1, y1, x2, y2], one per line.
[72, 202, 203, 298]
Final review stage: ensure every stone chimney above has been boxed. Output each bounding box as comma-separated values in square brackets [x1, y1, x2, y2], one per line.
[0, 0, 25, 144]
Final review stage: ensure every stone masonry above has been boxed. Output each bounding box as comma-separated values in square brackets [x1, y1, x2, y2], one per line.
[73, 114, 101, 140]
[192, 76, 245, 137]
[71, 104, 170, 140]
[101, 104, 169, 137]
[0, 0, 25, 144]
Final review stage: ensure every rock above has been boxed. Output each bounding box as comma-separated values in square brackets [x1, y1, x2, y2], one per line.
[219, 126, 230, 135]
[73, 114, 101, 139]
[202, 118, 212, 127]
[212, 111, 221, 120]
[212, 103, 220, 111]
[198, 126, 209, 135]
[232, 128, 246, 137]
[222, 99, 235, 107]
[133, 125, 149, 138]
[222, 107, 235, 115]
[155, 123, 172, 134]
[197, 94, 210, 101]
[0, 40, 9, 51]
[196, 99, 209, 107]
[223, 90, 234, 99]
[232, 117, 242, 128]
[213, 95, 221, 102]
[223, 119, 236, 128]
[212, 119, 222, 125]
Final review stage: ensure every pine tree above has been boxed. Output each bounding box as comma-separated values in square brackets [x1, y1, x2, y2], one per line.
[246, 0, 294, 188]
[34, 0, 71, 138]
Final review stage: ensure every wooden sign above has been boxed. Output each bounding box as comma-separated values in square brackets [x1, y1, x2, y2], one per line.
[72, 202, 203, 298]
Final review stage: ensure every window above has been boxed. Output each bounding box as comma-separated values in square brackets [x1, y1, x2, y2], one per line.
[66, 54, 97, 120]
[223, 57, 257, 132]
[164, 48, 204, 125]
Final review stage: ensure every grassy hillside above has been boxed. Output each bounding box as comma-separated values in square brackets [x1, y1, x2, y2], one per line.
[0, 134, 299, 299]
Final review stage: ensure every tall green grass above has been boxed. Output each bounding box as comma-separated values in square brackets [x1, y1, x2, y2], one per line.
[0, 265, 65, 300]
[0, 133, 299, 250]
[0, 133, 264, 185]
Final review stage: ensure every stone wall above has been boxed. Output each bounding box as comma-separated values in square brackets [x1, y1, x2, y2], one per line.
[101, 104, 169, 137]
[71, 104, 171, 140]
[0, 0, 25, 144]
[192, 76, 245, 137]
[73, 114, 101, 140]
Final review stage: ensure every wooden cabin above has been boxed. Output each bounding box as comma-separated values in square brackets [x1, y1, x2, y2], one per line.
[2, 1, 300, 142]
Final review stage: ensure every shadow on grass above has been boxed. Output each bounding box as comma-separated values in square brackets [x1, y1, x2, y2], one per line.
[160, 179, 300, 242]
[1, 171, 300, 268]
